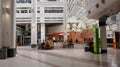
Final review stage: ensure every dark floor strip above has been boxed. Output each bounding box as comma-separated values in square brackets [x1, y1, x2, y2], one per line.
[18, 53, 60, 67]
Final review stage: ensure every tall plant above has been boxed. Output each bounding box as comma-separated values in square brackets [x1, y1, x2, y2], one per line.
[68, 23, 74, 32]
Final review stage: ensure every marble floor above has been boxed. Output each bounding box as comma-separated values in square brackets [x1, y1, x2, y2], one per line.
[0, 44, 120, 67]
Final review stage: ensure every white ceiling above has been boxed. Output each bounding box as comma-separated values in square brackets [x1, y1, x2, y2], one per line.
[67, 0, 98, 28]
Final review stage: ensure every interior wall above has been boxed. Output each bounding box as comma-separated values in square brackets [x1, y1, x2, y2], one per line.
[47, 25, 64, 34]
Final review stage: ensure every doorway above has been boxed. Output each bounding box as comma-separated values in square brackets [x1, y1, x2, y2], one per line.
[16, 23, 31, 46]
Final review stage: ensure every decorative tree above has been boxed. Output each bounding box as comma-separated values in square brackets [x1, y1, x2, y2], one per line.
[68, 23, 74, 32]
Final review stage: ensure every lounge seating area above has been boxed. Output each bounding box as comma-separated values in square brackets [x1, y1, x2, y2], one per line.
[62, 40, 74, 48]
[37, 39, 74, 50]
[38, 40, 54, 50]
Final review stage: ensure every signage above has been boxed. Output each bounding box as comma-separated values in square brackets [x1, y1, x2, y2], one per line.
[93, 25, 99, 54]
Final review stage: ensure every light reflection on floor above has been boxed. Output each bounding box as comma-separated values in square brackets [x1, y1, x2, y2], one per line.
[0, 44, 120, 67]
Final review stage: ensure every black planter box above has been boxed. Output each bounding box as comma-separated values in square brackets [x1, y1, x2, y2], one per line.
[0, 49, 7, 59]
[7, 48, 16, 57]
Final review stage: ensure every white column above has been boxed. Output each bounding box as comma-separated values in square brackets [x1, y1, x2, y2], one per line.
[40, 6, 45, 42]
[25, 24, 29, 31]
[31, 0, 37, 45]
[2, 0, 16, 49]
[100, 26, 107, 53]
[31, 23, 37, 45]
[41, 23, 45, 42]
[0, 0, 2, 49]
[63, 0, 68, 41]
[0, 0, 16, 57]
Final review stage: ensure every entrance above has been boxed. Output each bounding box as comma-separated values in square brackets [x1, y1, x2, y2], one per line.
[16, 23, 31, 46]
[115, 32, 120, 48]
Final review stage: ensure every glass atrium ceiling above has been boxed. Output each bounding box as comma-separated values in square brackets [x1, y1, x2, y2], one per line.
[67, 0, 98, 28]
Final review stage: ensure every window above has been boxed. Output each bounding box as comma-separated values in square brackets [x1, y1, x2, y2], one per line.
[16, 0, 31, 3]
[37, 11, 40, 13]
[47, 0, 61, 1]
[21, 10, 25, 13]
[45, 17, 63, 19]
[16, 7, 31, 13]
[21, 10, 28, 13]
[29, 10, 31, 13]
[45, 10, 63, 13]
[24, 10, 28, 13]
[16, 10, 20, 13]
[48, 0, 56, 1]
[45, 20, 63, 22]
[17, 0, 20, 3]
[26, 0, 31, 3]
[16, 20, 31, 22]
[45, 7, 63, 13]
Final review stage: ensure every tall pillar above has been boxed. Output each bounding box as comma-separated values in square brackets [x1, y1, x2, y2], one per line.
[40, 6, 45, 42]
[31, 23, 37, 45]
[31, 0, 37, 45]
[0, 0, 2, 49]
[100, 26, 107, 53]
[1, 0, 16, 57]
[99, 16, 108, 53]
[25, 24, 29, 31]
[63, 0, 68, 41]
[41, 23, 45, 42]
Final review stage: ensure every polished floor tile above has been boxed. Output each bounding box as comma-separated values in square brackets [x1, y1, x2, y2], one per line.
[0, 44, 120, 67]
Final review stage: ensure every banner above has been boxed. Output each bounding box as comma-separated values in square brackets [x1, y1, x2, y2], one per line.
[93, 25, 99, 54]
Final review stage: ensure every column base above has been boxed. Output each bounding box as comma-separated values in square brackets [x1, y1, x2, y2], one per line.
[0, 48, 16, 59]
[101, 50, 107, 54]
[7, 48, 16, 57]
[0, 48, 7, 59]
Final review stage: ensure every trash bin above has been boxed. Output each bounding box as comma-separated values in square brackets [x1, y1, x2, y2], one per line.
[84, 45, 90, 51]
[0, 48, 7, 59]
[89, 41, 94, 53]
